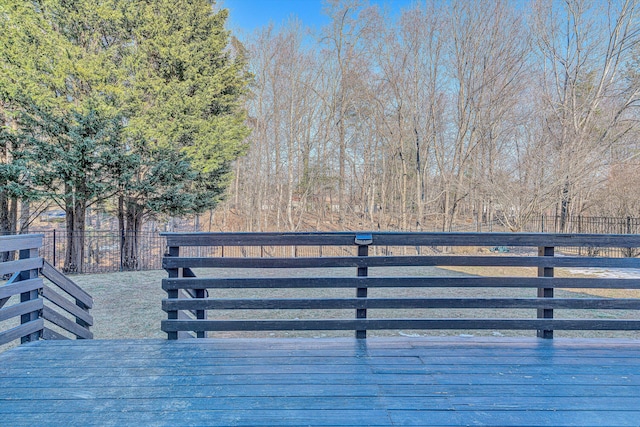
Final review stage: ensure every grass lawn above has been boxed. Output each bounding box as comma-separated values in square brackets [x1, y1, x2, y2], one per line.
[66, 266, 640, 341]
[72, 270, 168, 339]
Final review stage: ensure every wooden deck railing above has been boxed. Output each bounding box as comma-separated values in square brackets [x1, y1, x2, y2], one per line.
[0, 234, 93, 348]
[161, 232, 640, 339]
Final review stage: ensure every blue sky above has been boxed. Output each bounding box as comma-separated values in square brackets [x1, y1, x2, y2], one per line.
[221, 0, 416, 36]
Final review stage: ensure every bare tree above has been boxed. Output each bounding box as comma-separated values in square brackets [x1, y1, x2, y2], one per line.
[217, 0, 640, 233]
[363, 2, 445, 230]
[532, 0, 640, 229]
[320, 0, 373, 225]
[430, 0, 530, 231]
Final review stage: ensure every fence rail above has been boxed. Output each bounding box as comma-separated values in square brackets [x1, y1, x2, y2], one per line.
[0, 234, 93, 350]
[161, 232, 640, 340]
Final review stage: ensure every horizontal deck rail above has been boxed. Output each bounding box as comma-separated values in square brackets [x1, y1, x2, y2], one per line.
[161, 232, 640, 339]
[0, 235, 93, 349]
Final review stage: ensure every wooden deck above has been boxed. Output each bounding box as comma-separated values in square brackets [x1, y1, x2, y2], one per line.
[1, 337, 640, 426]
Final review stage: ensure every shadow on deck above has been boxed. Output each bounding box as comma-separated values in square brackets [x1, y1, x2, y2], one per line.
[2, 336, 640, 427]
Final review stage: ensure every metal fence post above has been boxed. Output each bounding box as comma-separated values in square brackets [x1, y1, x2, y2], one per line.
[52, 229, 56, 267]
[120, 228, 124, 272]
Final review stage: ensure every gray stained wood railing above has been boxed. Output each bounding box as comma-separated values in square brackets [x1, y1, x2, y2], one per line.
[161, 232, 640, 339]
[0, 234, 93, 347]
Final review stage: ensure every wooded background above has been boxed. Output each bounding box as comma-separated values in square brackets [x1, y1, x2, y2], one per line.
[219, 0, 640, 233]
[3, 0, 640, 246]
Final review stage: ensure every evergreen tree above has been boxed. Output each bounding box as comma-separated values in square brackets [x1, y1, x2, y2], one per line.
[21, 106, 123, 272]
[116, 0, 250, 268]
[1, 0, 128, 271]
[1, 0, 250, 270]
[0, 0, 69, 237]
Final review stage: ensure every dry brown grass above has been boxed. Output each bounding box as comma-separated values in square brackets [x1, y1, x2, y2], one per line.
[72, 270, 167, 339]
[68, 265, 640, 340]
[444, 265, 640, 299]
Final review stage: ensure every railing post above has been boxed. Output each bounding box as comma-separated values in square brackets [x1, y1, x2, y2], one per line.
[19, 247, 41, 344]
[75, 299, 91, 338]
[355, 234, 372, 339]
[537, 246, 554, 339]
[165, 245, 179, 340]
[184, 267, 206, 339]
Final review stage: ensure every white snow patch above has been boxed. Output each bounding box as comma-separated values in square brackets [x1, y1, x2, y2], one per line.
[398, 331, 422, 337]
[568, 268, 640, 279]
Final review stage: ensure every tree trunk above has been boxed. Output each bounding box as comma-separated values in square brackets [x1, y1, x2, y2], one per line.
[415, 124, 424, 230]
[19, 200, 30, 233]
[338, 112, 346, 224]
[400, 150, 408, 231]
[0, 191, 16, 234]
[64, 196, 86, 274]
[559, 179, 571, 233]
[0, 190, 17, 263]
[121, 198, 144, 271]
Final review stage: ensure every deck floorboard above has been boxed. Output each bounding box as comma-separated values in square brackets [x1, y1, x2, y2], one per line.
[1, 337, 639, 426]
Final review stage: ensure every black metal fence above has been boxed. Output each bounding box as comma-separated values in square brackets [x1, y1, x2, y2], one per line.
[521, 215, 640, 258]
[524, 215, 640, 235]
[5, 215, 637, 274]
[35, 230, 166, 274]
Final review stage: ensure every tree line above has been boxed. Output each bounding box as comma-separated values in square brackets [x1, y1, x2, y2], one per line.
[224, 0, 640, 233]
[0, 0, 249, 271]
